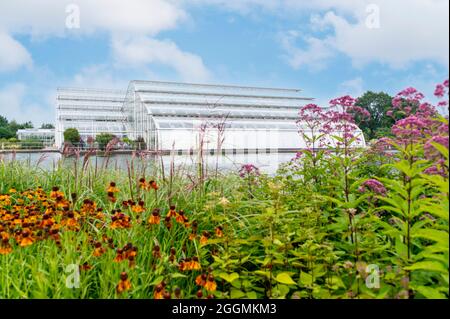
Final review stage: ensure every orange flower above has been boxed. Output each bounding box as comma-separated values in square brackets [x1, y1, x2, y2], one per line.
[139, 178, 148, 190]
[175, 210, 188, 224]
[93, 242, 106, 257]
[0, 246, 12, 255]
[107, 182, 120, 193]
[107, 192, 117, 203]
[0, 236, 12, 255]
[149, 180, 159, 190]
[114, 249, 125, 262]
[50, 186, 64, 199]
[195, 274, 207, 286]
[153, 283, 164, 299]
[215, 226, 223, 237]
[188, 232, 197, 241]
[200, 231, 210, 245]
[167, 205, 177, 218]
[148, 208, 161, 225]
[80, 262, 92, 271]
[190, 256, 201, 270]
[116, 272, 132, 294]
[131, 201, 145, 213]
[19, 230, 34, 247]
[204, 275, 217, 292]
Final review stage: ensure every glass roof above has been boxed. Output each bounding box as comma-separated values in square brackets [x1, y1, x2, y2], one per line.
[152, 117, 299, 130]
[144, 105, 298, 119]
[138, 93, 308, 109]
[130, 80, 309, 99]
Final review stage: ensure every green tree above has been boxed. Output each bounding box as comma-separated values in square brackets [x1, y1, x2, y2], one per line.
[0, 127, 15, 139]
[95, 133, 115, 150]
[41, 123, 55, 129]
[8, 120, 33, 135]
[353, 91, 395, 141]
[0, 116, 8, 127]
[63, 128, 81, 145]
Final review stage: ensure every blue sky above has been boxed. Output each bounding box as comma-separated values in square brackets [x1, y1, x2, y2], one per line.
[0, 0, 448, 126]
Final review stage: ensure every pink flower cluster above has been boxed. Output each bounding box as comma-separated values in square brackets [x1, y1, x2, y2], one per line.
[434, 79, 449, 110]
[239, 164, 260, 178]
[434, 79, 449, 98]
[358, 179, 387, 195]
[392, 87, 425, 114]
[391, 115, 427, 141]
[297, 103, 331, 148]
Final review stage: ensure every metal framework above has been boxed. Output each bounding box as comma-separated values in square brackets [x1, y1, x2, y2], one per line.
[55, 80, 366, 151]
[55, 88, 129, 147]
[17, 128, 55, 147]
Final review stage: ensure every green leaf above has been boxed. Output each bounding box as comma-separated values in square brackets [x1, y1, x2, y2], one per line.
[149, 275, 164, 286]
[253, 270, 270, 278]
[275, 272, 297, 285]
[415, 286, 446, 299]
[405, 261, 447, 273]
[170, 273, 187, 279]
[412, 229, 449, 246]
[246, 291, 258, 299]
[395, 237, 408, 260]
[218, 272, 240, 283]
[230, 289, 246, 299]
[300, 271, 313, 287]
[430, 142, 449, 160]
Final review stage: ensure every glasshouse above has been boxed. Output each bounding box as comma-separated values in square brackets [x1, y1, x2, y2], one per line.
[55, 80, 366, 151]
[17, 128, 55, 147]
[55, 87, 128, 148]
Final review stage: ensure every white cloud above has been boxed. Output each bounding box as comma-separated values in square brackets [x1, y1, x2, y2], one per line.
[0, 31, 32, 72]
[279, 0, 449, 69]
[0, 0, 186, 37]
[0, 83, 51, 126]
[70, 65, 130, 90]
[0, 1, 211, 81]
[112, 36, 211, 82]
[279, 30, 334, 71]
[339, 77, 364, 97]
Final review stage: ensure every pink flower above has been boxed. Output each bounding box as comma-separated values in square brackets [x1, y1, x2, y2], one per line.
[329, 96, 357, 108]
[391, 115, 427, 141]
[434, 84, 445, 98]
[359, 179, 387, 195]
[239, 164, 260, 178]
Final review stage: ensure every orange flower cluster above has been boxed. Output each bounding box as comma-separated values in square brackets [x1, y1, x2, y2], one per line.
[131, 200, 145, 214]
[114, 242, 138, 268]
[153, 281, 171, 299]
[139, 178, 159, 191]
[179, 256, 201, 271]
[1, 183, 225, 297]
[195, 273, 217, 292]
[110, 210, 132, 229]
[0, 186, 92, 254]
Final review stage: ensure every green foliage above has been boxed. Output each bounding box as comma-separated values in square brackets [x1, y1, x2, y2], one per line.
[0, 115, 33, 139]
[40, 123, 55, 129]
[63, 128, 81, 145]
[0, 117, 447, 299]
[95, 133, 116, 150]
[354, 91, 395, 141]
[0, 127, 15, 139]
